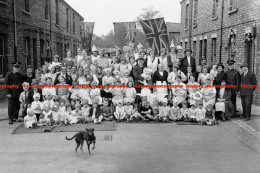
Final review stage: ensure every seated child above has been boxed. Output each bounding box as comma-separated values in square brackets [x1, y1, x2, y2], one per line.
[188, 102, 197, 122]
[158, 99, 170, 122]
[170, 101, 181, 121]
[150, 97, 160, 121]
[42, 92, 55, 109]
[70, 81, 80, 101]
[38, 106, 52, 126]
[65, 105, 78, 125]
[130, 104, 148, 122]
[58, 99, 66, 123]
[114, 99, 126, 122]
[81, 99, 92, 123]
[122, 69, 131, 84]
[205, 104, 217, 126]
[31, 93, 43, 121]
[52, 104, 61, 125]
[72, 103, 83, 123]
[138, 99, 153, 121]
[90, 80, 102, 105]
[24, 109, 37, 128]
[196, 101, 206, 125]
[19, 82, 30, 118]
[113, 70, 124, 84]
[111, 79, 125, 106]
[189, 87, 202, 106]
[180, 102, 189, 121]
[100, 98, 113, 121]
[124, 78, 136, 104]
[89, 99, 102, 124]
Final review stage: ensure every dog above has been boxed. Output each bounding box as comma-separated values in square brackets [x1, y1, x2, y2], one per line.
[66, 128, 96, 155]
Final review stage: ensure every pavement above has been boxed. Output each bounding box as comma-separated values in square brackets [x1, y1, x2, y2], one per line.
[0, 98, 260, 173]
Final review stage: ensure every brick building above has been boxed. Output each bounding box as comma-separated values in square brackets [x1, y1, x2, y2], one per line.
[179, 0, 260, 105]
[166, 22, 181, 46]
[0, 0, 84, 99]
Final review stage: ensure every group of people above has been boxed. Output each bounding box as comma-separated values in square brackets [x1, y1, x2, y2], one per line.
[5, 42, 257, 128]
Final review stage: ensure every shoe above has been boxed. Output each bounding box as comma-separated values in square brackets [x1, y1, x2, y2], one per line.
[245, 118, 250, 121]
[9, 120, 13, 125]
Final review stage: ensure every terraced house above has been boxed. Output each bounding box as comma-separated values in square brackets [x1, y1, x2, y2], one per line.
[180, 0, 260, 105]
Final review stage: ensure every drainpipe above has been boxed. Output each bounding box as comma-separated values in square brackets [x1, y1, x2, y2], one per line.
[188, 0, 193, 49]
[12, 0, 17, 62]
[219, 0, 224, 63]
[49, 0, 52, 59]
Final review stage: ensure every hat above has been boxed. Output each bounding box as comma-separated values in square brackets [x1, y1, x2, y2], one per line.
[227, 60, 235, 65]
[33, 93, 40, 99]
[190, 100, 196, 106]
[136, 57, 145, 62]
[176, 45, 182, 50]
[160, 48, 166, 52]
[137, 43, 143, 49]
[13, 61, 21, 68]
[92, 45, 98, 52]
[113, 70, 120, 75]
[240, 63, 249, 68]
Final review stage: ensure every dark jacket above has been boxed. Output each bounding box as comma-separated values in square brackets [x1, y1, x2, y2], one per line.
[28, 88, 43, 104]
[216, 89, 234, 118]
[180, 56, 196, 74]
[213, 71, 227, 86]
[240, 71, 257, 96]
[225, 69, 241, 93]
[89, 106, 102, 118]
[5, 72, 25, 99]
[133, 65, 145, 85]
[153, 70, 168, 84]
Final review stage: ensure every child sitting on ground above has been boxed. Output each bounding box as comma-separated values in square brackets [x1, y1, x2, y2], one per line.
[81, 99, 92, 123]
[24, 109, 37, 128]
[170, 101, 181, 121]
[188, 102, 197, 122]
[31, 93, 43, 122]
[52, 104, 61, 125]
[180, 102, 189, 121]
[38, 106, 52, 126]
[111, 79, 125, 106]
[65, 105, 78, 125]
[124, 79, 136, 104]
[90, 80, 102, 105]
[189, 87, 202, 106]
[196, 101, 206, 125]
[100, 99, 114, 121]
[89, 99, 102, 124]
[205, 104, 217, 126]
[42, 92, 55, 109]
[158, 99, 170, 122]
[58, 99, 66, 123]
[72, 103, 83, 123]
[139, 99, 153, 121]
[114, 99, 126, 122]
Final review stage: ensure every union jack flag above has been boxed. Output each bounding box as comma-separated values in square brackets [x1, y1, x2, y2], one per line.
[139, 18, 169, 55]
[125, 22, 137, 43]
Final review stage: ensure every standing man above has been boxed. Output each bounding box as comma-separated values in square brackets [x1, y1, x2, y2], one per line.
[240, 63, 257, 121]
[5, 62, 25, 124]
[180, 48, 196, 75]
[133, 57, 149, 93]
[225, 60, 240, 118]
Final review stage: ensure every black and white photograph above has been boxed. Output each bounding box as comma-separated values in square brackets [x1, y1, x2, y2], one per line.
[0, 0, 260, 172]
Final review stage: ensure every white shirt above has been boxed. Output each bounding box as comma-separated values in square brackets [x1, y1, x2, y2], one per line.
[187, 56, 191, 65]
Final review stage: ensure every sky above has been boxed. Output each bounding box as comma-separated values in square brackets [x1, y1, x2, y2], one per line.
[65, 0, 181, 36]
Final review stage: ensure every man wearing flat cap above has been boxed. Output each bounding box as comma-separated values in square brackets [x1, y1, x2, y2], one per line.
[5, 62, 25, 124]
[240, 63, 257, 121]
[180, 48, 196, 75]
[225, 60, 241, 118]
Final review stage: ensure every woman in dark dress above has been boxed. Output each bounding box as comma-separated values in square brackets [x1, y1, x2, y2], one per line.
[213, 64, 227, 86]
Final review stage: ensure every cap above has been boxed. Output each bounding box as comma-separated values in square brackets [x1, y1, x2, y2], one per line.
[176, 45, 182, 50]
[13, 62, 21, 68]
[227, 60, 235, 65]
[240, 63, 249, 68]
[92, 45, 98, 52]
[136, 57, 145, 62]
[160, 48, 166, 52]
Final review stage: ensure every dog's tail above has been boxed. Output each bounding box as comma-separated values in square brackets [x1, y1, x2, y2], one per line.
[66, 135, 76, 140]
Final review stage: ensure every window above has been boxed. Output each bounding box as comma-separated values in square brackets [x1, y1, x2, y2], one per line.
[66, 8, 69, 30]
[199, 40, 203, 62]
[33, 38, 37, 70]
[55, 0, 59, 25]
[193, 41, 197, 58]
[73, 13, 75, 34]
[184, 42, 188, 51]
[185, 4, 189, 30]
[203, 39, 207, 59]
[212, 0, 218, 18]
[0, 0, 7, 4]
[24, 0, 29, 13]
[193, 0, 198, 26]
[212, 38, 217, 64]
[45, 0, 49, 20]
[0, 36, 4, 77]
[25, 38, 31, 67]
[40, 40, 45, 66]
[57, 42, 60, 57]
[230, 0, 237, 11]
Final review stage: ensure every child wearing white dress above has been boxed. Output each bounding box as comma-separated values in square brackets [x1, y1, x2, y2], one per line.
[205, 104, 217, 126]
[52, 104, 61, 125]
[113, 70, 124, 84]
[118, 56, 131, 77]
[196, 102, 206, 125]
[124, 79, 136, 103]
[65, 105, 78, 125]
[31, 93, 43, 121]
[42, 93, 55, 109]
[170, 101, 181, 121]
[38, 106, 52, 126]
[122, 69, 131, 85]
[90, 80, 102, 105]
[24, 109, 37, 128]
[158, 99, 170, 122]
[81, 99, 92, 123]
[19, 82, 30, 118]
[42, 77, 56, 98]
[114, 99, 126, 121]
[189, 87, 203, 106]
[72, 103, 83, 123]
[188, 102, 197, 122]
[111, 79, 125, 106]
[58, 99, 66, 123]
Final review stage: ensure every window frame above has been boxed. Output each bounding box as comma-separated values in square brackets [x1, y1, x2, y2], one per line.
[0, 36, 4, 78]
[212, 0, 218, 19]
[185, 4, 189, 30]
[73, 13, 75, 34]
[193, 0, 198, 27]
[55, 0, 59, 25]
[44, 0, 49, 21]
[24, 0, 30, 13]
[229, 0, 238, 14]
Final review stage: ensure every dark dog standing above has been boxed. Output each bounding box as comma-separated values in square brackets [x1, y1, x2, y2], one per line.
[66, 128, 96, 155]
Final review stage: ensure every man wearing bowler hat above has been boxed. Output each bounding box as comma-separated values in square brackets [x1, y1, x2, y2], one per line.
[240, 63, 257, 121]
[225, 60, 241, 118]
[133, 57, 149, 93]
[180, 48, 196, 75]
[5, 62, 25, 124]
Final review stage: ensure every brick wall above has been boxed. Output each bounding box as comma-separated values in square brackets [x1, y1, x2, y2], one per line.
[180, 0, 260, 105]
